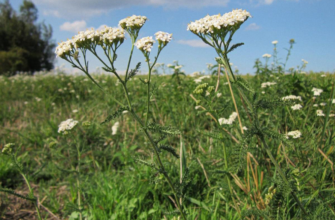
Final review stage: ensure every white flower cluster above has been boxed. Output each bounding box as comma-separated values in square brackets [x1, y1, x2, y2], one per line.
[312, 87, 323, 96]
[135, 36, 155, 52]
[58, 119, 78, 134]
[282, 95, 302, 102]
[119, 15, 147, 29]
[291, 104, 303, 110]
[286, 130, 302, 139]
[218, 112, 238, 125]
[55, 26, 125, 58]
[261, 82, 276, 88]
[194, 75, 211, 83]
[272, 40, 278, 45]
[112, 122, 120, 135]
[316, 109, 325, 116]
[262, 54, 272, 58]
[302, 59, 308, 64]
[155, 31, 172, 44]
[333, 99, 335, 104]
[187, 9, 251, 34]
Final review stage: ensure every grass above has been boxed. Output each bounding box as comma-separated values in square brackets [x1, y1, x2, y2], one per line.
[0, 69, 335, 219]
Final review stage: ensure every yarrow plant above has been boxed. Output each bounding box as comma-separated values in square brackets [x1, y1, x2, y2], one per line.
[55, 15, 188, 219]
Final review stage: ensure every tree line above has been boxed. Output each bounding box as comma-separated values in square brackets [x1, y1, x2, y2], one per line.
[0, 0, 55, 75]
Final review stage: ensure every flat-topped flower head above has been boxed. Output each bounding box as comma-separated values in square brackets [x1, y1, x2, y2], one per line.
[155, 31, 172, 47]
[135, 36, 155, 53]
[119, 15, 147, 31]
[286, 130, 302, 139]
[187, 9, 251, 35]
[262, 54, 271, 58]
[58, 118, 79, 134]
[55, 40, 74, 58]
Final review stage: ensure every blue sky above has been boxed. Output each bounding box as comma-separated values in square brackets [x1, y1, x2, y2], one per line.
[11, 0, 335, 74]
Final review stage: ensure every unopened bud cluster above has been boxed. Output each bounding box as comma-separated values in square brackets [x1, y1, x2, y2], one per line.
[187, 9, 251, 34]
[193, 83, 214, 96]
[2, 143, 15, 155]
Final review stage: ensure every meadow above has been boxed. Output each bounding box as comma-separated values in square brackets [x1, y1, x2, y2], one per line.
[1, 10, 335, 220]
[0, 65, 334, 220]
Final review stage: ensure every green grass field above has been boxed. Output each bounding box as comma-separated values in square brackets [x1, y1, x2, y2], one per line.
[0, 69, 335, 219]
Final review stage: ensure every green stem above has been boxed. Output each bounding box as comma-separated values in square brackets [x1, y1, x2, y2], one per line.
[222, 143, 241, 217]
[14, 157, 42, 220]
[76, 143, 82, 220]
[129, 111, 187, 220]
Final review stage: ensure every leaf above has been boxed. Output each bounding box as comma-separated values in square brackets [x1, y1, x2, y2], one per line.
[101, 107, 129, 124]
[126, 62, 141, 82]
[185, 196, 211, 211]
[227, 43, 244, 54]
[147, 123, 181, 135]
[159, 145, 179, 158]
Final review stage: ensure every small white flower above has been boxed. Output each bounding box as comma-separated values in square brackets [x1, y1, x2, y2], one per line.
[262, 91, 265, 94]
[312, 87, 323, 96]
[321, 74, 326, 77]
[272, 40, 278, 45]
[316, 109, 325, 116]
[286, 130, 301, 139]
[122, 110, 129, 114]
[320, 102, 326, 106]
[217, 93, 222, 98]
[243, 126, 248, 130]
[291, 104, 303, 110]
[313, 104, 319, 107]
[195, 106, 201, 110]
[135, 36, 155, 52]
[112, 122, 120, 135]
[218, 112, 238, 125]
[332, 99, 335, 104]
[72, 109, 78, 113]
[24, 101, 28, 105]
[261, 82, 276, 88]
[58, 119, 79, 133]
[262, 54, 271, 58]
[282, 95, 302, 102]
[155, 31, 172, 44]
[301, 59, 308, 64]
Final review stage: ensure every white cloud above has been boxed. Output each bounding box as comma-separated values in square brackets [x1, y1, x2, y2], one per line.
[177, 40, 210, 48]
[33, 0, 230, 18]
[43, 9, 61, 17]
[248, 0, 275, 5]
[60, 20, 87, 33]
[245, 23, 260, 30]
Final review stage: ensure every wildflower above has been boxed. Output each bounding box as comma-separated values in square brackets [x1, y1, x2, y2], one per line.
[195, 106, 202, 110]
[312, 87, 323, 96]
[72, 109, 78, 113]
[301, 59, 308, 64]
[2, 143, 15, 155]
[187, 9, 251, 34]
[58, 119, 79, 134]
[218, 112, 238, 125]
[122, 110, 129, 114]
[175, 65, 182, 70]
[135, 36, 155, 52]
[194, 75, 210, 83]
[321, 74, 326, 77]
[291, 104, 303, 110]
[286, 130, 302, 139]
[112, 122, 120, 135]
[217, 93, 222, 98]
[155, 31, 172, 47]
[262, 54, 271, 58]
[313, 104, 318, 107]
[119, 15, 147, 30]
[272, 40, 278, 45]
[316, 109, 325, 116]
[261, 82, 276, 88]
[332, 99, 335, 104]
[320, 102, 326, 106]
[243, 126, 248, 130]
[282, 95, 302, 102]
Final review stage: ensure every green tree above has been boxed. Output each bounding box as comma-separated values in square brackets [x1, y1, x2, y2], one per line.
[0, 0, 55, 75]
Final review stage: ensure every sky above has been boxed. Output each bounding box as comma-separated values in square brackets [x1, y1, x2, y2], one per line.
[10, 0, 335, 75]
